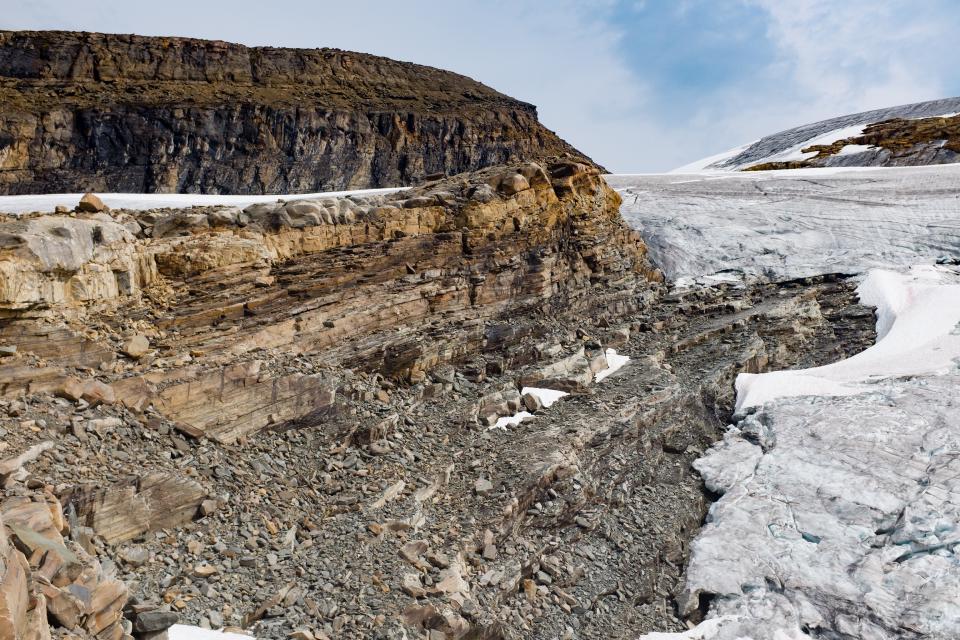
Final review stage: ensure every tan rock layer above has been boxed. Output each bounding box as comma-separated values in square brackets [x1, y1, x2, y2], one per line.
[65, 472, 208, 545]
[0, 491, 132, 639]
[0, 161, 658, 444]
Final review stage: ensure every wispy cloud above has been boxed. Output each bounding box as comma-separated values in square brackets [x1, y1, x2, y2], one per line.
[749, 0, 952, 114]
[2, 0, 959, 172]
[617, 0, 960, 169]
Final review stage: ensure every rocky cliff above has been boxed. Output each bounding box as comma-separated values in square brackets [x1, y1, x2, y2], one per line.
[0, 31, 595, 195]
[0, 160, 653, 432]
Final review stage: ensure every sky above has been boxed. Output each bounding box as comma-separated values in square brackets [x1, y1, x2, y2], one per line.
[5, 0, 960, 172]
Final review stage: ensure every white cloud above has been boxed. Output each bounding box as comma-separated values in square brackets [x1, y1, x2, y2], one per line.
[749, 0, 949, 115]
[667, 0, 959, 170]
[2, 0, 959, 172]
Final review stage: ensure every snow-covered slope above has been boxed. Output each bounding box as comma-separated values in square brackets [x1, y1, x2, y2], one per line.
[0, 188, 406, 216]
[608, 164, 960, 285]
[619, 163, 960, 639]
[678, 96, 960, 171]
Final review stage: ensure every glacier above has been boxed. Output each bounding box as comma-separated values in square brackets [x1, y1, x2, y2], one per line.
[608, 165, 960, 285]
[612, 166, 960, 640]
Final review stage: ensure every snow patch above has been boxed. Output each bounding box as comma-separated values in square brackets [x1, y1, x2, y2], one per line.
[489, 411, 533, 431]
[595, 348, 630, 382]
[763, 123, 867, 164]
[835, 143, 873, 156]
[169, 625, 254, 640]
[520, 387, 569, 408]
[736, 265, 960, 411]
[0, 188, 407, 216]
[671, 141, 758, 173]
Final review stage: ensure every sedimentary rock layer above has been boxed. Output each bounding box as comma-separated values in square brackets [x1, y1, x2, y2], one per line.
[0, 160, 655, 444]
[0, 30, 595, 195]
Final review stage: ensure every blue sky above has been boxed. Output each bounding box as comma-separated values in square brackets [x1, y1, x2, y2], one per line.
[5, 0, 960, 172]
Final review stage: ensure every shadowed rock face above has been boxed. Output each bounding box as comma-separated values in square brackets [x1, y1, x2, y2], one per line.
[0, 31, 596, 195]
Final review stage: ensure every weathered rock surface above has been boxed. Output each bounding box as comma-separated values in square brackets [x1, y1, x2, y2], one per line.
[0, 488, 138, 640]
[0, 160, 655, 444]
[0, 30, 597, 195]
[67, 472, 207, 545]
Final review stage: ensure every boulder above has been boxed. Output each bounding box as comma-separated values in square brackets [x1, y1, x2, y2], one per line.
[81, 380, 116, 406]
[68, 472, 207, 544]
[77, 193, 107, 213]
[122, 335, 150, 359]
[497, 173, 530, 196]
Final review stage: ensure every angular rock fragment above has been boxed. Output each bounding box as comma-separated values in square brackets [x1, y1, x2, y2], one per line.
[77, 193, 107, 213]
[67, 472, 207, 544]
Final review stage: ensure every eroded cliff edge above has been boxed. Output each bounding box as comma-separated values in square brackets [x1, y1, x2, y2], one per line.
[0, 31, 595, 195]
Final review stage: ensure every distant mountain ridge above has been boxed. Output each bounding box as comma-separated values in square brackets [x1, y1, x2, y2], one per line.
[0, 30, 596, 195]
[678, 96, 960, 172]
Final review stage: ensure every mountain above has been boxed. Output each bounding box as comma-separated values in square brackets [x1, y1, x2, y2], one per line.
[0, 161, 876, 640]
[677, 96, 960, 172]
[0, 30, 596, 195]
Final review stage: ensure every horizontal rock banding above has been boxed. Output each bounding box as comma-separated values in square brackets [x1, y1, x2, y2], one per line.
[0, 161, 657, 444]
[0, 30, 596, 195]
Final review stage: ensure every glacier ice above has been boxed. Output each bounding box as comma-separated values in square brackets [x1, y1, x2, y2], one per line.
[608, 165, 960, 285]
[615, 166, 960, 639]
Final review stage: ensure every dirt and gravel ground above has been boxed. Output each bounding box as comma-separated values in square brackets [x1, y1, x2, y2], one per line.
[0, 276, 875, 640]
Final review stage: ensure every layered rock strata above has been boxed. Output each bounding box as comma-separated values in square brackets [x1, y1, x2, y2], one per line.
[0, 31, 595, 195]
[0, 488, 130, 640]
[0, 273, 876, 640]
[0, 160, 654, 441]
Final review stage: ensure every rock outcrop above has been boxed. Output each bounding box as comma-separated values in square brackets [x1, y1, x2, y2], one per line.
[0, 30, 597, 195]
[744, 113, 960, 171]
[681, 96, 960, 171]
[0, 160, 655, 443]
[0, 489, 132, 640]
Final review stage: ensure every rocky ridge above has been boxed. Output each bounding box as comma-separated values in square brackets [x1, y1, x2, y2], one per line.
[0, 30, 595, 195]
[744, 113, 960, 171]
[683, 96, 960, 172]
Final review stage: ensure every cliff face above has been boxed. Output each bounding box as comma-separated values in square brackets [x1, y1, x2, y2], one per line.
[0, 160, 655, 440]
[0, 31, 595, 195]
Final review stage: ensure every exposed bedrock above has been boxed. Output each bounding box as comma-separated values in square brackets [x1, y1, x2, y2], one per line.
[0, 30, 596, 195]
[0, 160, 655, 443]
